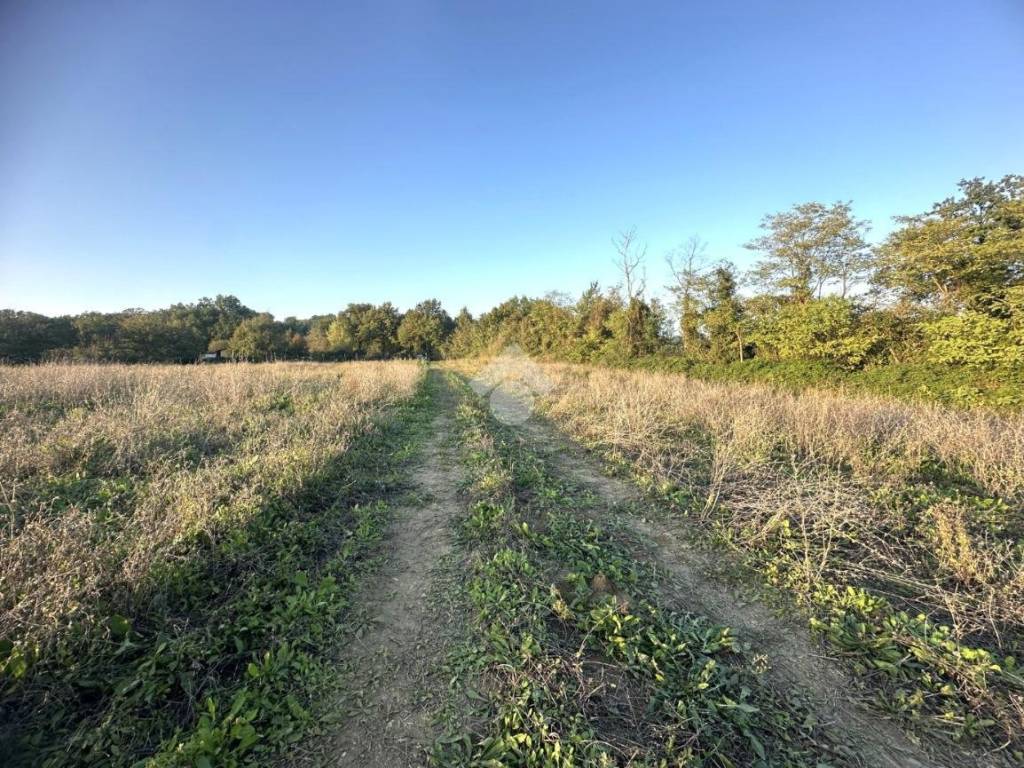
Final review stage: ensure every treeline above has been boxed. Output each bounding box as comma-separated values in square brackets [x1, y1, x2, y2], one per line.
[0, 298, 455, 363]
[2, 174, 1022, 379]
[454, 175, 1024, 375]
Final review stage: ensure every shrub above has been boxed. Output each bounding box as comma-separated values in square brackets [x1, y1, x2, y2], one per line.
[923, 311, 1024, 369]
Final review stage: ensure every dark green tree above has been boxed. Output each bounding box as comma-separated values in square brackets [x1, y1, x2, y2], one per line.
[0, 311, 77, 361]
[396, 300, 454, 358]
[701, 264, 746, 362]
[227, 313, 287, 360]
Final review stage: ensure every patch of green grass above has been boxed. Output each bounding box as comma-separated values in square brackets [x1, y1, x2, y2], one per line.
[433, 373, 844, 767]
[627, 454, 1024, 756]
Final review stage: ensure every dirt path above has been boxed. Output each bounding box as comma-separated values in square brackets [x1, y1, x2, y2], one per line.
[326, 375, 460, 768]
[511, 405, 1011, 768]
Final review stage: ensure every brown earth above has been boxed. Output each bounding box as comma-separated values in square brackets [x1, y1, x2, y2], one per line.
[324, 378, 461, 768]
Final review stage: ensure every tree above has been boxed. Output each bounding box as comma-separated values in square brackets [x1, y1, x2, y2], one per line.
[327, 303, 401, 359]
[571, 283, 617, 359]
[875, 175, 1024, 311]
[304, 315, 336, 359]
[227, 314, 286, 360]
[0, 311, 76, 362]
[612, 228, 650, 357]
[118, 310, 205, 362]
[518, 298, 574, 356]
[209, 295, 256, 340]
[746, 201, 870, 301]
[284, 329, 307, 358]
[357, 303, 401, 358]
[612, 227, 647, 301]
[326, 304, 371, 357]
[445, 308, 480, 358]
[665, 235, 710, 353]
[701, 264, 746, 362]
[396, 299, 454, 359]
[606, 298, 663, 359]
[73, 312, 126, 360]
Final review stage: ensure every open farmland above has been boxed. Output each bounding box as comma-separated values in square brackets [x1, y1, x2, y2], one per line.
[1, 357, 1022, 767]
[0, 361, 427, 765]
[5, 3, 1022, 765]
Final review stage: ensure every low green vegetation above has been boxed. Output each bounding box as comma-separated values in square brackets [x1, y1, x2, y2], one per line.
[0, 362, 433, 766]
[620, 356, 1024, 410]
[434, 372, 848, 767]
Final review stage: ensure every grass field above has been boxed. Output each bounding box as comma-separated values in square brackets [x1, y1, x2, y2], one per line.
[537, 364, 1024, 754]
[2, 358, 1021, 767]
[0, 361, 428, 766]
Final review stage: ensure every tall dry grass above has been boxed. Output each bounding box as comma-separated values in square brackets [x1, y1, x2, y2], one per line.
[537, 364, 1024, 649]
[0, 361, 422, 657]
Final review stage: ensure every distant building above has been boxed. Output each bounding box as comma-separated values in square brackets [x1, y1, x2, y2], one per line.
[200, 350, 223, 363]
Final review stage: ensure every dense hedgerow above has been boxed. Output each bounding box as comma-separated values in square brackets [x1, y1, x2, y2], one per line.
[619, 355, 1024, 411]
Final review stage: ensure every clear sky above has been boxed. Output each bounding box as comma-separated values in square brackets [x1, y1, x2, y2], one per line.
[2, 1, 1022, 318]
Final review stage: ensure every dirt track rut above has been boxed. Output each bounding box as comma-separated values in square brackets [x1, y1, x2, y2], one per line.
[514, 409, 1010, 768]
[328, 377, 458, 768]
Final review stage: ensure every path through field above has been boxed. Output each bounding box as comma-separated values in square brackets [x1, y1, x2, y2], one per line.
[319, 366, 1010, 767]
[328, 377, 459, 767]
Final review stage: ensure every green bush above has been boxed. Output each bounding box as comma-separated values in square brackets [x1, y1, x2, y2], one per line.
[923, 311, 1024, 369]
[618, 354, 1024, 410]
[748, 297, 879, 368]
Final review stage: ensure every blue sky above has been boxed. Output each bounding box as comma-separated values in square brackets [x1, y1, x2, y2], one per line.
[2, 1, 1022, 318]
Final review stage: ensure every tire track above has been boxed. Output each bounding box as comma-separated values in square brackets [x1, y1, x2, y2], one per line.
[509, 404, 1011, 768]
[328, 374, 460, 768]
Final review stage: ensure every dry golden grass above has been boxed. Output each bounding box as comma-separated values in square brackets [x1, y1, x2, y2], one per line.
[0, 361, 423, 656]
[532, 363, 1024, 746]
[537, 364, 1024, 648]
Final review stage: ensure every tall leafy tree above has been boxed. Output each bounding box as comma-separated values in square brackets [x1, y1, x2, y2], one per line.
[396, 299, 454, 358]
[118, 310, 205, 362]
[328, 303, 401, 359]
[304, 315, 336, 359]
[519, 297, 575, 356]
[876, 175, 1024, 311]
[227, 313, 286, 360]
[73, 312, 127, 360]
[701, 263, 746, 362]
[445, 307, 480, 358]
[746, 201, 870, 301]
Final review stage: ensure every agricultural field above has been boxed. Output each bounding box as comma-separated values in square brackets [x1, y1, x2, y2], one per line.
[1, 356, 1022, 767]
[0, 361, 428, 765]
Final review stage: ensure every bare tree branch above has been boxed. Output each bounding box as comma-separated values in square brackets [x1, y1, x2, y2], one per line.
[612, 227, 647, 300]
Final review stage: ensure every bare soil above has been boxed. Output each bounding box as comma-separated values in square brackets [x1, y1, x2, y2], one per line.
[325, 378, 461, 768]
